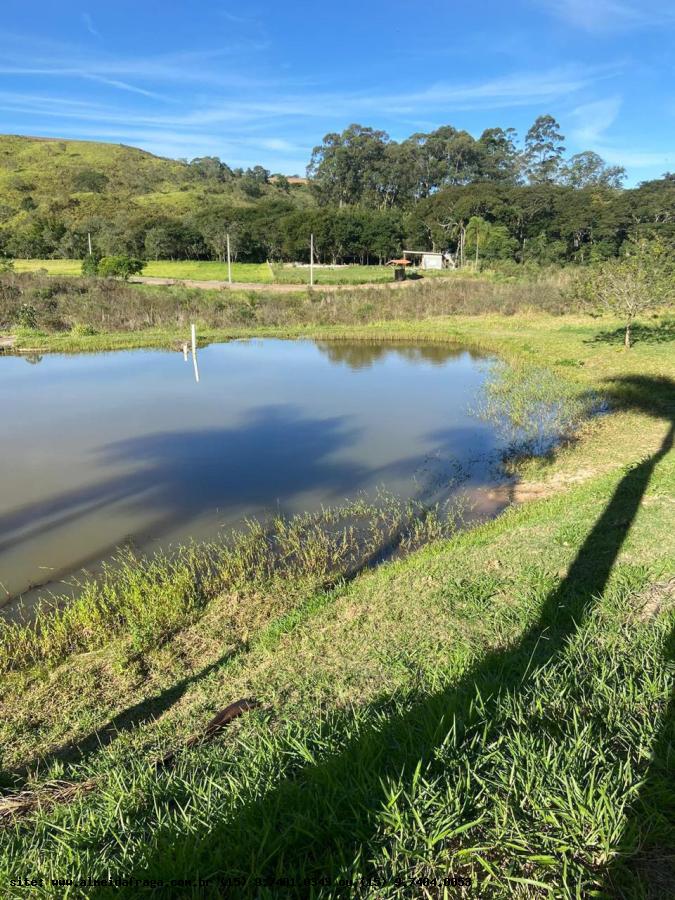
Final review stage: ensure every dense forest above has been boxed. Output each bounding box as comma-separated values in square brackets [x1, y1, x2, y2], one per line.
[1, 115, 674, 266]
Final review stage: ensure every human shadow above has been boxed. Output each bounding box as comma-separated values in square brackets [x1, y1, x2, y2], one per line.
[589, 320, 675, 346]
[602, 621, 675, 898]
[122, 379, 673, 892]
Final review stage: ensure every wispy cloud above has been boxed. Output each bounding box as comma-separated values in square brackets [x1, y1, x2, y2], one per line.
[566, 95, 674, 174]
[534, 0, 675, 33]
[82, 13, 99, 38]
[221, 10, 260, 25]
[0, 61, 616, 132]
[569, 95, 622, 144]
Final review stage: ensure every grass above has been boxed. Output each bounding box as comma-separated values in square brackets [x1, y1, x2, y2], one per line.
[0, 285, 673, 897]
[0, 268, 586, 354]
[12, 259, 423, 284]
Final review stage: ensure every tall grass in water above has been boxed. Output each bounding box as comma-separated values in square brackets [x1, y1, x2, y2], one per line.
[0, 494, 462, 675]
[474, 361, 605, 457]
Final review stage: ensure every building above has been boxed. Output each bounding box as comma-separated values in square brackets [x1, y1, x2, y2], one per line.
[402, 250, 452, 270]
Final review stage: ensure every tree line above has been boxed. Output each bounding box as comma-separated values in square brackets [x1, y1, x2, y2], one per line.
[1, 115, 674, 267]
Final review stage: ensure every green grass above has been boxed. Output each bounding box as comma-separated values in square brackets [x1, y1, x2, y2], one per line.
[12, 259, 434, 285]
[0, 311, 673, 898]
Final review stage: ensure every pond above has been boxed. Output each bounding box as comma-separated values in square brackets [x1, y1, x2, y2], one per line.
[1, 339, 511, 614]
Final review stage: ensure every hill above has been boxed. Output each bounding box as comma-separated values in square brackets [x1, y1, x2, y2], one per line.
[0, 134, 311, 260]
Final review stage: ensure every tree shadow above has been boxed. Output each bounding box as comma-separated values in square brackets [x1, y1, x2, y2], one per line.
[588, 321, 675, 346]
[123, 379, 674, 892]
[0, 648, 243, 792]
[0, 406, 365, 558]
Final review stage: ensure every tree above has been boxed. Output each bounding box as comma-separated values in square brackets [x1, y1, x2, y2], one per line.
[307, 124, 389, 207]
[477, 127, 522, 183]
[188, 157, 230, 182]
[97, 255, 145, 279]
[575, 238, 672, 347]
[560, 152, 626, 189]
[524, 115, 565, 184]
[72, 169, 109, 193]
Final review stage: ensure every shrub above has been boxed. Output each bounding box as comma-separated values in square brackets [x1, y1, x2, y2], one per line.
[97, 255, 145, 280]
[71, 323, 99, 336]
[16, 303, 38, 329]
[81, 254, 101, 277]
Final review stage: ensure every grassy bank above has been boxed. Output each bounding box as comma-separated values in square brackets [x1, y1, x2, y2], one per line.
[2, 267, 577, 355]
[0, 292, 673, 896]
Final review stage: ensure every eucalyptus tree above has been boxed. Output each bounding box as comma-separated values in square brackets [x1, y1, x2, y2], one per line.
[560, 151, 626, 189]
[524, 115, 566, 184]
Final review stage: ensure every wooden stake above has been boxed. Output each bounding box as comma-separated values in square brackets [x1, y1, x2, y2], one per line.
[226, 233, 232, 285]
[87, 232, 92, 256]
[310, 233, 314, 287]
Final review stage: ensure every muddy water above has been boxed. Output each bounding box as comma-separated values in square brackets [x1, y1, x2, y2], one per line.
[0, 339, 509, 614]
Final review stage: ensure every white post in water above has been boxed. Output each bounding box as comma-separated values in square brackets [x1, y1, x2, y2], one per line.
[191, 323, 200, 383]
[182, 342, 188, 362]
[226, 233, 232, 285]
[310, 233, 314, 287]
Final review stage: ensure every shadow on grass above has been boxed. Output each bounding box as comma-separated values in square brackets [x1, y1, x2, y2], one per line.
[603, 621, 675, 898]
[589, 320, 675, 346]
[124, 377, 673, 894]
[0, 648, 242, 791]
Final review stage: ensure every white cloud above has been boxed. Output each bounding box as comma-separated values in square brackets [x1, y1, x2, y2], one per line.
[535, 0, 675, 33]
[569, 96, 622, 144]
[82, 13, 99, 38]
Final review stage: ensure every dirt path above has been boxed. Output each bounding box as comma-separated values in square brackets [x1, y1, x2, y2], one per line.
[129, 276, 420, 292]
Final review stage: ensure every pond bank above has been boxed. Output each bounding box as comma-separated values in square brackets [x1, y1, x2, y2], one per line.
[0, 312, 672, 897]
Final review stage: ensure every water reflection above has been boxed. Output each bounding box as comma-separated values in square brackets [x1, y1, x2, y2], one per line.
[315, 342, 472, 370]
[0, 339, 506, 608]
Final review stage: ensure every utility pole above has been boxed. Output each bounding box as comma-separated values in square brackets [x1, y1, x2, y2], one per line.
[310, 233, 314, 287]
[226, 233, 232, 285]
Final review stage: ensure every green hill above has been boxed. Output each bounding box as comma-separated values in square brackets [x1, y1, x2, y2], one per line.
[0, 134, 311, 260]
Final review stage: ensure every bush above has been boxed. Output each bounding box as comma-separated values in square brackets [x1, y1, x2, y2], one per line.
[71, 323, 99, 337]
[17, 303, 38, 329]
[97, 255, 145, 279]
[0, 257, 14, 274]
[81, 254, 100, 276]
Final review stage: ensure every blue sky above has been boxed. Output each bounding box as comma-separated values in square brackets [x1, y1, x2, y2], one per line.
[1, 0, 674, 184]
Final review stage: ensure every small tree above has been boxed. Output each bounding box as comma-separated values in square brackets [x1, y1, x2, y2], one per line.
[577, 238, 672, 348]
[97, 255, 145, 280]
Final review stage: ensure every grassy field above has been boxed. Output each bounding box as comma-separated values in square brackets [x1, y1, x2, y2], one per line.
[0, 297, 673, 896]
[12, 259, 419, 284]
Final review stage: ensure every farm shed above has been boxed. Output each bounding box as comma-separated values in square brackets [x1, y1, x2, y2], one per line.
[402, 250, 448, 270]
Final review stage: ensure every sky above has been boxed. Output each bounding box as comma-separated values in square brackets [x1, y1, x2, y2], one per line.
[1, 0, 674, 185]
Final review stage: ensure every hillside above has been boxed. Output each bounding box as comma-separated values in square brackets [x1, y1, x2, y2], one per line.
[0, 134, 311, 260]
